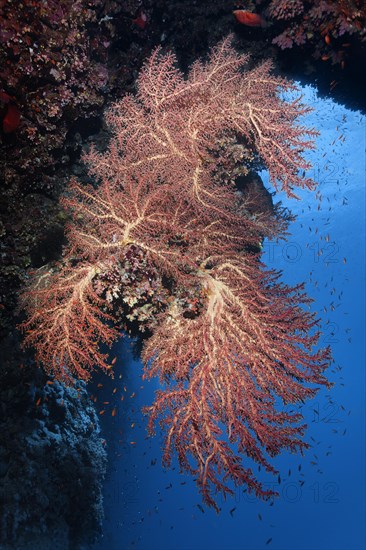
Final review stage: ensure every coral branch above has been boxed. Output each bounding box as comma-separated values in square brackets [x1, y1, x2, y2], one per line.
[143, 256, 330, 507]
[20, 261, 117, 382]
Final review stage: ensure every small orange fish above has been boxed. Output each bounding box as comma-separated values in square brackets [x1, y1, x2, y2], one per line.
[35, 397, 41, 406]
[112, 408, 117, 417]
[233, 10, 265, 27]
[325, 34, 331, 45]
[99, 410, 105, 415]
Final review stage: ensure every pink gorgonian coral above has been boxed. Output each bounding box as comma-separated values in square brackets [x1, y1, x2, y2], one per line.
[20, 36, 331, 509]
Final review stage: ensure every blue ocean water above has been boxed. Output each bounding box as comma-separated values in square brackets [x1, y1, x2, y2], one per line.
[91, 86, 365, 550]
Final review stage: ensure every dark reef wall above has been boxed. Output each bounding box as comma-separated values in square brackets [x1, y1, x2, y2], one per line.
[0, 336, 107, 550]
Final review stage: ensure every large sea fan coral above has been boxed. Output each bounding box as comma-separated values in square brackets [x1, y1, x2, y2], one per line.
[19, 36, 331, 509]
